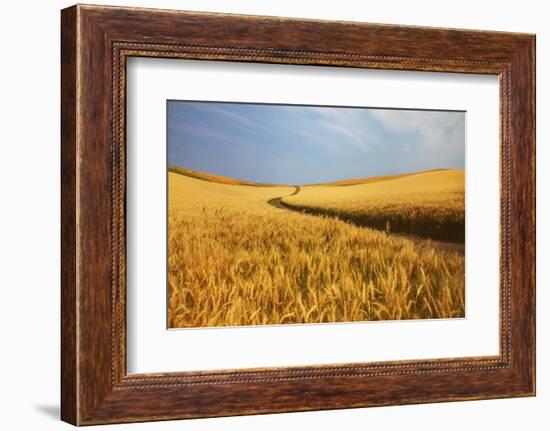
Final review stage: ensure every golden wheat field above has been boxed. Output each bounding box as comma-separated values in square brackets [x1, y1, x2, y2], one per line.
[284, 169, 465, 242]
[167, 168, 465, 328]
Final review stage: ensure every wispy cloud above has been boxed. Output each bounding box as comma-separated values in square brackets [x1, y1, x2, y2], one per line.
[370, 109, 464, 149]
[193, 104, 260, 130]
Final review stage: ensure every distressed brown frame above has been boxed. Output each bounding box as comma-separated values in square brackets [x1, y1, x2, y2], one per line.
[61, 4, 536, 426]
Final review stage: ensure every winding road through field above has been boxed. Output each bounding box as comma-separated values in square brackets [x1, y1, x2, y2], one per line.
[267, 186, 464, 254]
[267, 186, 300, 209]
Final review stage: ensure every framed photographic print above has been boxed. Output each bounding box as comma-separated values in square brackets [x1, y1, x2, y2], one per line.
[61, 4, 536, 425]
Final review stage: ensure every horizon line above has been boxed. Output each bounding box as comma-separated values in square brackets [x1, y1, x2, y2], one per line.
[168, 164, 462, 187]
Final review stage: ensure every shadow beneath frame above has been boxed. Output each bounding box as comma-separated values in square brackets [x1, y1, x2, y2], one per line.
[35, 404, 60, 421]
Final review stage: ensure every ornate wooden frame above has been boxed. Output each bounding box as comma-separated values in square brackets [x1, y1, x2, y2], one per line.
[61, 4, 535, 425]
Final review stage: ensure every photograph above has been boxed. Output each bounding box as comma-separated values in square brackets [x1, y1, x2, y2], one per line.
[167, 101, 466, 328]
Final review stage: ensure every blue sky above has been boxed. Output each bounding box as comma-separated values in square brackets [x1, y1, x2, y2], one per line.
[168, 101, 465, 185]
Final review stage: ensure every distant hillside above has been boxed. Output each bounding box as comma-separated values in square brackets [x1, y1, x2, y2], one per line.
[283, 169, 465, 242]
[305, 169, 451, 187]
[168, 165, 278, 187]
[169, 165, 453, 188]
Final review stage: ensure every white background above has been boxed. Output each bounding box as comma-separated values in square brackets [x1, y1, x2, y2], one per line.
[127, 59, 500, 373]
[0, 0, 547, 430]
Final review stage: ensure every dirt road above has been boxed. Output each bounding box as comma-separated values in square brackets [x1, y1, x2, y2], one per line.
[267, 186, 300, 209]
